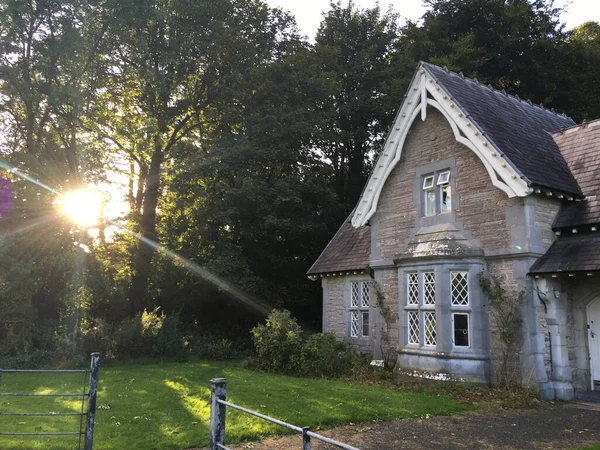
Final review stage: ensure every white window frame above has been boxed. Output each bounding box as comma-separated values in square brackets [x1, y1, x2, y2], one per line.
[422, 170, 452, 217]
[406, 271, 436, 347]
[349, 280, 371, 338]
[437, 171, 450, 185]
[423, 175, 434, 189]
[451, 271, 469, 306]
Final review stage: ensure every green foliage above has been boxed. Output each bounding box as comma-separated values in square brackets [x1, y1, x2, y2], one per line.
[479, 273, 525, 388]
[251, 310, 303, 373]
[82, 309, 185, 359]
[296, 332, 361, 378]
[251, 310, 362, 378]
[313, 1, 401, 209]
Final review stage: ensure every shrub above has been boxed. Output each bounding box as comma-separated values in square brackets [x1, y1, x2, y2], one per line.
[251, 310, 364, 378]
[297, 332, 359, 378]
[81, 309, 186, 359]
[251, 310, 302, 374]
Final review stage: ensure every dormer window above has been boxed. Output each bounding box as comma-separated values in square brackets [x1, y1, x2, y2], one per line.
[422, 170, 451, 216]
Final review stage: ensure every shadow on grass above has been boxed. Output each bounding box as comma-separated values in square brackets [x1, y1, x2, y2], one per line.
[1, 360, 471, 449]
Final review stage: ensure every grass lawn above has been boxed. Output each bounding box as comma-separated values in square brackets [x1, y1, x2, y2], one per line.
[0, 360, 470, 449]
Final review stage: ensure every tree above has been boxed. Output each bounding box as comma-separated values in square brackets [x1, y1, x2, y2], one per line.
[393, 0, 568, 107]
[0, 0, 115, 353]
[154, 20, 341, 326]
[312, 1, 400, 211]
[94, 0, 313, 314]
[553, 21, 600, 121]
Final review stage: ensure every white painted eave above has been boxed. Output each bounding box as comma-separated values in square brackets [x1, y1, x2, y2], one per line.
[351, 63, 530, 228]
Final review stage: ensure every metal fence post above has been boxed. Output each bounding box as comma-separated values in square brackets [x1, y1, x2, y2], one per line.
[302, 426, 311, 450]
[209, 378, 228, 450]
[84, 353, 100, 450]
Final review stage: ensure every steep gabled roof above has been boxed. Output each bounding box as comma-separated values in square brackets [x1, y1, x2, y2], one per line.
[552, 120, 600, 229]
[352, 61, 582, 228]
[423, 63, 580, 196]
[306, 214, 370, 276]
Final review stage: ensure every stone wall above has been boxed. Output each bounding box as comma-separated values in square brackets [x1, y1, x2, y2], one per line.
[372, 108, 520, 261]
[534, 197, 561, 250]
[373, 268, 399, 364]
[321, 107, 570, 391]
[322, 277, 345, 340]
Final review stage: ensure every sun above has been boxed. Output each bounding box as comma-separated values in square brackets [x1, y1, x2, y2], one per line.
[61, 189, 103, 227]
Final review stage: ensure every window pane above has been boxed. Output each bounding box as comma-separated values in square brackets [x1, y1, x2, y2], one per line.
[424, 189, 435, 216]
[437, 171, 450, 185]
[361, 282, 370, 307]
[451, 272, 469, 305]
[350, 311, 359, 337]
[441, 184, 451, 212]
[423, 175, 434, 189]
[362, 312, 369, 337]
[407, 273, 419, 305]
[408, 311, 419, 344]
[424, 311, 436, 346]
[423, 272, 435, 305]
[453, 313, 469, 347]
[351, 282, 359, 307]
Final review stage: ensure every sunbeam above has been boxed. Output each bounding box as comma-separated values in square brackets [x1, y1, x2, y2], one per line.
[0, 158, 272, 317]
[0, 159, 62, 196]
[2, 214, 62, 238]
[118, 226, 272, 317]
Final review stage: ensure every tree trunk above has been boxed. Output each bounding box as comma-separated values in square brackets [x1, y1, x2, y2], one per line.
[66, 128, 79, 180]
[128, 159, 136, 212]
[128, 137, 164, 315]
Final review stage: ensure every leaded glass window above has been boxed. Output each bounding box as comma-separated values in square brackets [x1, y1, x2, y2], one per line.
[349, 281, 371, 338]
[424, 311, 437, 346]
[451, 272, 469, 305]
[423, 272, 436, 305]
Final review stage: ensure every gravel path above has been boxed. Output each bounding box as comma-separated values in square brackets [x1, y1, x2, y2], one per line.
[226, 403, 600, 450]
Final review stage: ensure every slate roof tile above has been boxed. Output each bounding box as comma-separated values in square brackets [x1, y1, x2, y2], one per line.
[423, 63, 580, 196]
[306, 214, 371, 276]
[529, 232, 600, 273]
[552, 121, 600, 228]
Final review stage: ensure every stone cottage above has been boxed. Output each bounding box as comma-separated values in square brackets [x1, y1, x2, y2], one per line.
[307, 62, 600, 401]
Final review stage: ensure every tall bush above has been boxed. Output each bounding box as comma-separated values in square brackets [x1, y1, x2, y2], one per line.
[251, 310, 362, 377]
[251, 310, 303, 373]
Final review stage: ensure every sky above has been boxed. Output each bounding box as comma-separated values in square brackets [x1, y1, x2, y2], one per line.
[265, 0, 600, 40]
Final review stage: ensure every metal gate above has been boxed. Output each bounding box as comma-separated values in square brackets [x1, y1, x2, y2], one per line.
[0, 352, 100, 450]
[209, 378, 361, 450]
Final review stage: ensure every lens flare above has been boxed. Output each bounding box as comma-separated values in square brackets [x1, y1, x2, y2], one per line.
[0, 158, 270, 317]
[62, 190, 103, 227]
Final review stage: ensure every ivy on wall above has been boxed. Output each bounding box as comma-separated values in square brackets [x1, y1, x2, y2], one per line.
[479, 273, 525, 388]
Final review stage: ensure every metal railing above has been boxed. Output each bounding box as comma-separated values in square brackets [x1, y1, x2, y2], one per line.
[209, 378, 361, 450]
[0, 352, 100, 450]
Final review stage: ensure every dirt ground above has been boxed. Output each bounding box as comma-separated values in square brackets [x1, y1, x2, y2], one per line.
[225, 403, 600, 450]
